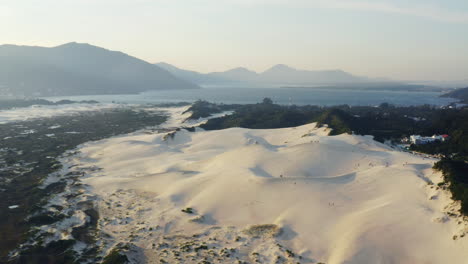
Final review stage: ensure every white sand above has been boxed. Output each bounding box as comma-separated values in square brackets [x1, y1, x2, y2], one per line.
[59, 111, 468, 263]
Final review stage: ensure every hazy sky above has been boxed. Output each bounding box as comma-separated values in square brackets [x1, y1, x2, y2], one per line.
[1, 0, 468, 81]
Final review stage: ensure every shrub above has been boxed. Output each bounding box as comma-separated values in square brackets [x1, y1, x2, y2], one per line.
[181, 207, 194, 214]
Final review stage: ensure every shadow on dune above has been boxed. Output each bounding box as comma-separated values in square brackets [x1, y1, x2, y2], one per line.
[278, 225, 298, 241]
[244, 132, 285, 150]
[249, 166, 275, 178]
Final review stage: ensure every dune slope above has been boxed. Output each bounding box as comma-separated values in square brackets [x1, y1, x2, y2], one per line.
[64, 120, 467, 263]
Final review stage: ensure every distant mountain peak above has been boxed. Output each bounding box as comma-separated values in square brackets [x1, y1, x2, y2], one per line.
[59, 41, 79, 45]
[272, 64, 292, 69]
[225, 67, 257, 74]
[56, 42, 88, 47]
[0, 43, 198, 97]
[154, 62, 368, 85]
[264, 64, 296, 73]
[155, 62, 181, 71]
[156, 62, 173, 67]
[54, 42, 106, 51]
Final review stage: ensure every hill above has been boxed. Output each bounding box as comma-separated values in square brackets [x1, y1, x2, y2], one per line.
[155, 62, 228, 84]
[0, 43, 199, 97]
[208, 67, 259, 82]
[259, 64, 364, 84]
[442, 87, 468, 103]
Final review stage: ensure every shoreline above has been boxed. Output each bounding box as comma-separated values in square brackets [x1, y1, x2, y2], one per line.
[0, 105, 172, 263]
[5, 105, 233, 263]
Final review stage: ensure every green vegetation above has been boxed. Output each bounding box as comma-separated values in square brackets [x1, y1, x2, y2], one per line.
[199, 100, 438, 140]
[409, 108, 468, 160]
[243, 224, 282, 238]
[102, 248, 129, 264]
[434, 159, 468, 215]
[181, 207, 194, 214]
[194, 245, 209, 252]
[183, 100, 240, 120]
[12, 240, 77, 264]
[285, 249, 295, 258]
[197, 99, 467, 148]
[200, 101, 312, 130]
[315, 109, 352, 135]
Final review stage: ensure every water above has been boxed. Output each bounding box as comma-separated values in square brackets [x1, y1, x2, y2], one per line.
[42, 87, 455, 106]
[0, 103, 119, 124]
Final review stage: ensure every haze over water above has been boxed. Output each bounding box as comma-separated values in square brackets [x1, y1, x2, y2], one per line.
[43, 87, 455, 106]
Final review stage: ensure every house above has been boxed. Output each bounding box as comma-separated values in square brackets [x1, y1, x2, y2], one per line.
[410, 134, 448, 145]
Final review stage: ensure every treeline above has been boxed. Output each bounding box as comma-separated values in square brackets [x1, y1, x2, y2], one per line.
[195, 99, 466, 145]
[409, 108, 468, 160]
[183, 100, 242, 120]
[199, 98, 317, 129]
[434, 159, 468, 215]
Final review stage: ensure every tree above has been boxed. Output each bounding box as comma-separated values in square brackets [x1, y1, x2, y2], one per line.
[262, 97, 273, 105]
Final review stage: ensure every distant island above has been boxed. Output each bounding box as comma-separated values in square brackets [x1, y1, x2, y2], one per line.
[0, 43, 199, 97]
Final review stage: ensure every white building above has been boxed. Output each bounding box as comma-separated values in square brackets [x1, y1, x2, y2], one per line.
[410, 135, 448, 145]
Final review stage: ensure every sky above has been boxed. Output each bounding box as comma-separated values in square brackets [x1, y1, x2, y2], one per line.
[1, 0, 468, 81]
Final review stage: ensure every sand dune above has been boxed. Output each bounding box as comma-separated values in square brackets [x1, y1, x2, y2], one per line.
[61, 113, 468, 263]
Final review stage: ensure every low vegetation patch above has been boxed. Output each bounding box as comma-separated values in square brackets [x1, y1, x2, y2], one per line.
[434, 158, 468, 215]
[243, 224, 282, 238]
[183, 100, 240, 120]
[181, 207, 194, 214]
[102, 247, 129, 264]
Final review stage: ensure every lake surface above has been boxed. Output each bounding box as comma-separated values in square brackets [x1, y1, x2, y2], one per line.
[43, 87, 455, 106]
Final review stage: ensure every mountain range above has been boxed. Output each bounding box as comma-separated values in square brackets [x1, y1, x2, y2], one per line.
[0, 43, 198, 97]
[155, 62, 367, 85]
[0, 42, 437, 98]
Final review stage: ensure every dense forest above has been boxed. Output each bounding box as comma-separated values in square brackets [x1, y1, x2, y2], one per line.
[434, 159, 468, 215]
[194, 99, 466, 149]
[187, 99, 468, 215]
